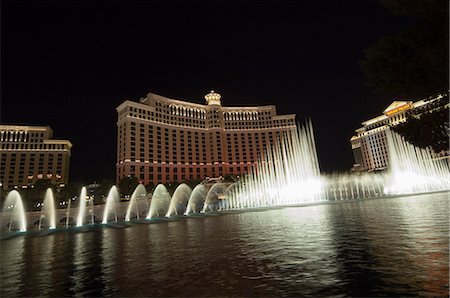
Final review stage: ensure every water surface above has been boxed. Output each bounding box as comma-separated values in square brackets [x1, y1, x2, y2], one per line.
[1, 192, 448, 297]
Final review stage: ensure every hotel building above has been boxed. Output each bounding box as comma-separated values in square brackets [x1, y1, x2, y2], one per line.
[350, 95, 445, 172]
[0, 125, 72, 189]
[116, 91, 297, 185]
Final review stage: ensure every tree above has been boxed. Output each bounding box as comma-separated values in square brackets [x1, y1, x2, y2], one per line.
[391, 94, 449, 153]
[222, 174, 237, 182]
[360, 0, 449, 150]
[56, 181, 83, 208]
[360, 0, 448, 99]
[165, 181, 180, 196]
[22, 179, 55, 211]
[58, 181, 82, 198]
[118, 175, 139, 197]
[145, 183, 155, 193]
[96, 179, 114, 196]
[185, 179, 203, 190]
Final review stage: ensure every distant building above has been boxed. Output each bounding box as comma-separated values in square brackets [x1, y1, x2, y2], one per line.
[116, 91, 297, 185]
[350, 94, 445, 172]
[0, 125, 72, 189]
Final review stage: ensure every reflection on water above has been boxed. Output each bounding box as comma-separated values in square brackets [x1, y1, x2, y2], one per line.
[71, 231, 104, 296]
[1, 192, 448, 297]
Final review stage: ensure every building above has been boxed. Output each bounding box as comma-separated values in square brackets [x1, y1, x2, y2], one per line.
[116, 91, 297, 185]
[350, 94, 445, 172]
[0, 125, 72, 189]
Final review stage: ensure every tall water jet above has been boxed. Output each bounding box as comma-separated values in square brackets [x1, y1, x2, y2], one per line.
[125, 184, 147, 221]
[102, 186, 120, 224]
[2, 190, 27, 232]
[227, 121, 324, 210]
[39, 188, 56, 230]
[76, 187, 87, 227]
[385, 130, 450, 195]
[146, 184, 171, 219]
[89, 193, 95, 225]
[185, 184, 207, 215]
[166, 184, 191, 217]
[65, 198, 71, 228]
[324, 172, 386, 200]
[221, 183, 238, 210]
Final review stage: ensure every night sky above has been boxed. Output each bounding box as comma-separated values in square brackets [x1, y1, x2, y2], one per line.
[2, 1, 411, 183]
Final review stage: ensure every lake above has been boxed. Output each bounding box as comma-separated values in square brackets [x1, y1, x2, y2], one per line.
[1, 192, 448, 297]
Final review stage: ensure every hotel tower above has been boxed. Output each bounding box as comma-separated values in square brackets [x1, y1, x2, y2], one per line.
[0, 125, 72, 189]
[116, 91, 297, 185]
[350, 94, 446, 172]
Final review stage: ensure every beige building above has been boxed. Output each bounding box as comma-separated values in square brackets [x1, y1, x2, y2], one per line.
[0, 125, 72, 189]
[116, 91, 297, 185]
[350, 94, 445, 172]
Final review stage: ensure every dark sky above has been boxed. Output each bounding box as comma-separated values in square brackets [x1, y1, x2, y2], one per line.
[1, 0, 410, 183]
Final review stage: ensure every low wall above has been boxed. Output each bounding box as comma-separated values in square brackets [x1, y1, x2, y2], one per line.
[0, 201, 149, 230]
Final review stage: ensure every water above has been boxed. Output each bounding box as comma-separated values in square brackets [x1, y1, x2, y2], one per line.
[185, 184, 207, 215]
[1, 192, 448, 297]
[102, 186, 120, 224]
[76, 187, 87, 227]
[147, 184, 171, 219]
[1, 190, 27, 232]
[167, 183, 191, 217]
[386, 130, 450, 194]
[228, 127, 449, 209]
[228, 121, 323, 209]
[39, 189, 56, 230]
[125, 184, 147, 221]
[1, 125, 448, 232]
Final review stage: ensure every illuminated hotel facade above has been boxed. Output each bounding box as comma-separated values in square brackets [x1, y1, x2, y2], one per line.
[116, 91, 297, 185]
[0, 125, 72, 189]
[350, 95, 445, 172]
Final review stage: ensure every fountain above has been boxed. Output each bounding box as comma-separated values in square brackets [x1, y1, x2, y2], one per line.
[185, 184, 207, 215]
[38, 188, 56, 230]
[1, 190, 27, 232]
[76, 187, 87, 227]
[224, 124, 449, 210]
[146, 184, 171, 219]
[125, 184, 147, 221]
[89, 192, 95, 225]
[225, 121, 324, 210]
[1, 122, 449, 234]
[65, 198, 72, 228]
[385, 130, 450, 195]
[166, 184, 192, 217]
[202, 183, 227, 213]
[324, 172, 386, 200]
[102, 186, 120, 224]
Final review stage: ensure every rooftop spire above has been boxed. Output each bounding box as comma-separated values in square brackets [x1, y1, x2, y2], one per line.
[205, 90, 221, 106]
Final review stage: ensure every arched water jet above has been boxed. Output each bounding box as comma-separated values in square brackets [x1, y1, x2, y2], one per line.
[102, 186, 120, 224]
[146, 184, 170, 219]
[1, 190, 27, 232]
[125, 184, 147, 221]
[185, 184, 207, 215]
[76, 187, 87, 227]
[39, 188, 56, 230]
[166, 183, 192, 217]
[202, 183, 227, 213]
